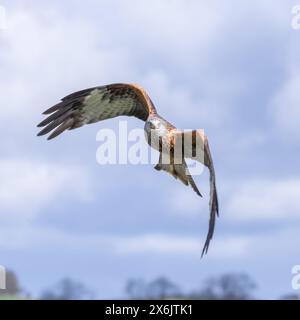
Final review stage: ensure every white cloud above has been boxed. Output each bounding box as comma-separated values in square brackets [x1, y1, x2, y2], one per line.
[0, 1, 292, 133]
[109, 229, 300, 259]
[114, 233, 251, 259]
[113, 0, 221, 62]
[1, 225, 299, 262]
[115, 233, 201, 255]
[0, 159, 92, 223]
[226, 179, 300, 221]
[0, 1, 241, 129]
[0, 226, 250, 259]
[143, 70, 227, 127]
[0, 9, 136, 122]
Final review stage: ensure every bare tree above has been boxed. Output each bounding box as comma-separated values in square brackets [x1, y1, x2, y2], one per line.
[40, 278, 94, 300]
[126, 277, 181, 299]
[126, 279, 147, 299]
[146, 277, 181, 300]
[195, 273, 257, 300]
[280, 293, 300, 300]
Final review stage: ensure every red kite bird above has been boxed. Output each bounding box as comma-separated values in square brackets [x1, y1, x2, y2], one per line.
[37, 83, 219, 256]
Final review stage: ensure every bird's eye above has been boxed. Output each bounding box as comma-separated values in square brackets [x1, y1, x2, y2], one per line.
[149, 122, 156, 129]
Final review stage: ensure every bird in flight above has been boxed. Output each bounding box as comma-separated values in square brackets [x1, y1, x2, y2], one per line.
[37, 83, 219, 256]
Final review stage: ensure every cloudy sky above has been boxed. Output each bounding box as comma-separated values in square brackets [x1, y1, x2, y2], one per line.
[0, 0, 300, 299]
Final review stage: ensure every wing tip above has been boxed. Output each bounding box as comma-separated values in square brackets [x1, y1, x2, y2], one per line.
[47, 135, 57, 141]
[201, 235, 212, 258]
[201, 246, 208, 258]
[37, 120, 46, 128]
[201, 200, 219, 258]
[37, 128, 47, 137]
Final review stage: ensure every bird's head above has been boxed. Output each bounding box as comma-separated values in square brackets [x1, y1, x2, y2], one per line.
[148, 118, 161, 130]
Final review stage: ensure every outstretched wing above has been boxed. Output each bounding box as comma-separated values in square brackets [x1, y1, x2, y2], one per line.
[37, 83, 157, 140]
[173, 129, 219, 256]
[201, 137, 219, 257]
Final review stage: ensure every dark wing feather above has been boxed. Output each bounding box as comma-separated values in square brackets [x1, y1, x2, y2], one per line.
[201, 137, 219, 257]
[173, 129, 219, 256]
[37, 83, 157, 140]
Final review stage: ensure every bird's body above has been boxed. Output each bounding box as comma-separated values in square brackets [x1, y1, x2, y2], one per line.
[144, 115, 175, 152]
[37, 83, 219, 256]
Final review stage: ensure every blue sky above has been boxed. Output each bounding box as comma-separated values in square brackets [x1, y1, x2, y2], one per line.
[0, 0, 300, 299]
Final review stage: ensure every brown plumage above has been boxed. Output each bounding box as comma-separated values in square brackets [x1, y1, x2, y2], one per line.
[37, 83, 219, 256]
[38, 83, 157, 139]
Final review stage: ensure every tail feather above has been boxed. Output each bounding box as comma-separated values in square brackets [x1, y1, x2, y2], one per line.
[174, 162, 202, 197]
[155, 156, 202, 197]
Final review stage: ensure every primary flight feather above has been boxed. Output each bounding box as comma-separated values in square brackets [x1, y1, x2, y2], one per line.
[37, 83, 219, 256]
